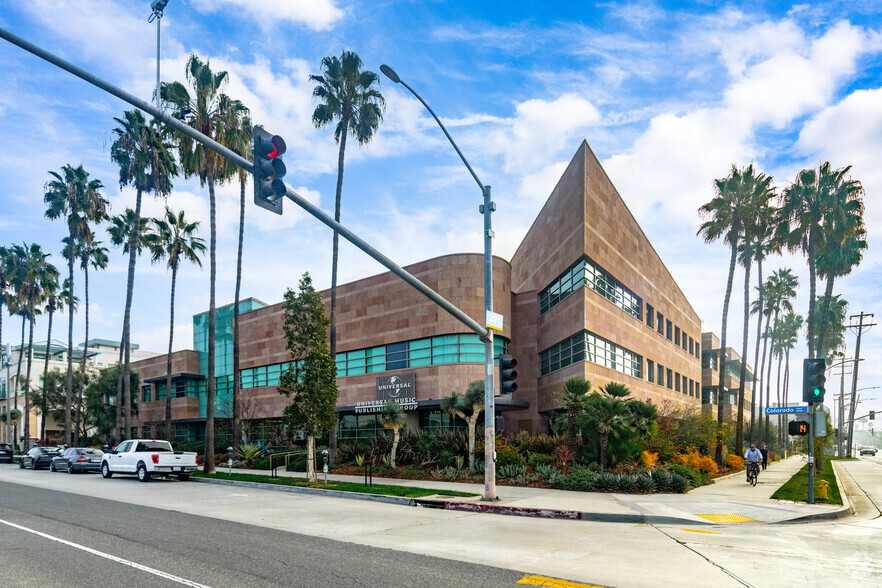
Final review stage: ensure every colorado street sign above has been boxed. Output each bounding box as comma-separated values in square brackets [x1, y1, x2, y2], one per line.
[765, 406, 809, 415]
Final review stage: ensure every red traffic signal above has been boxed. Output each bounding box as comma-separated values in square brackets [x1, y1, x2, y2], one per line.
[253, 127, 287, 214]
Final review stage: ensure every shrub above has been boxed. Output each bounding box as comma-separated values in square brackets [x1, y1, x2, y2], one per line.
[498, 464, 527, 479]
[235, 442, 264, 467]
[725, 454, 744, 471]
[495, 444, 525, 468]
[561, 468, 596, 492]
[507, 432, 562, 456]
[251, 456, 271, 470]
[635, 474, 656, 493]
[676, 448, 719, 477]
[528, 453, 556, 466]
[534, 463, 560, 481]
[593, 471, 618, 491]
[616, 474, 638, 493]
[669, 463, 703, 488]
[439, 450, 456, 468]
[640, 450, 659, 469]
[556, 445, 574, 471]
[649, 469, 672, 492]
[670, 472, 690, 493]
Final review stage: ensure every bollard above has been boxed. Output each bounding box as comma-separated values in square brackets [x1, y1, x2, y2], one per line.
[817, 480, 830, 500]
[227, 446, 233, 478]
[322, 449, 329, 487]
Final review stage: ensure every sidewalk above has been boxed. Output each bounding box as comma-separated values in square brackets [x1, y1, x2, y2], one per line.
[204, 455, 850, 526]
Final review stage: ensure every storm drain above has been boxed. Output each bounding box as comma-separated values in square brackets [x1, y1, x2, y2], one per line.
[695, 513, 757, 523]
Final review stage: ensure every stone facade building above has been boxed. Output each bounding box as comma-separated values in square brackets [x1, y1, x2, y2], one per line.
[130, 142, 704, 441]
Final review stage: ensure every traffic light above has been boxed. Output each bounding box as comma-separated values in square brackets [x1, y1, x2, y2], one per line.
[871, 411, 876, 421]
[253, 126, 287, 215]
[789, 420, 809, 436]
[802, 358, 826, 403]
[499, 354, 518, 395]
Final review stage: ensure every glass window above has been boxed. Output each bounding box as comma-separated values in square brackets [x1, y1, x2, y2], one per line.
[675, 373, 680, 392]
[657, 363, 664, 386]
[666, 320, 672, 341]
[175, 380, 187, 398]
[647, 359, 655, 383]
[539, 330, 641, 378]
[142, 385, 151, 403]
[538, 256, 642, 320]
[657, 312, 664, 335]
[675, 326, 680, 346]
[689, 337, 694, 355]
[385, 342, 408, 370]
[646, 304, 654, 328]
[666, 369, 673, 389]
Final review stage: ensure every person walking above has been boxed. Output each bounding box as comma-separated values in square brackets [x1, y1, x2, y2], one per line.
[760, 443, 769, 470]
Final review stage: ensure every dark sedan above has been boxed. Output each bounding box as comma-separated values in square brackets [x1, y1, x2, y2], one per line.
[19, 447, 60, 470]
[0, 443, 13, 464]
[50, 447, 104, 473]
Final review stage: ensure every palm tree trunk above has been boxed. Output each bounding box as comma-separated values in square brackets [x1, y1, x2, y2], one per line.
[764, 313, 779, 441]
[41, 307, 53, 442]
[232, 175, 245, 450]
[467, 413, 479, 471]
[115, 323, 125, 442]
[204, 176, 217, 475]
[806, 236, 817, 359]
[757, 309, 772, 443]
[815, 275, 836, 359]
[164, 263, 178, 442]
[120, 188, 143, 441]
[599, 433, 608, 469]
[716, 242, 739, 465]
[65, 245, 75, 446]
[750, 258, 763, 440]
[23, 314, 35, 447]
[329, 117, 349, 468]
[736, 249, 752, 456]
[16, 314, 26, 447]
[391, 428, 399, 469]
[776, 351, 783, 446]
[306, 434, 315, 482]
[75, 262, 90, 446]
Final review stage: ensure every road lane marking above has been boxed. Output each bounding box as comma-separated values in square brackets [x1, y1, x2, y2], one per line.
[518, 574, 604, 587]
[0, 517, 211, 588]
[681, 528, 723, 534]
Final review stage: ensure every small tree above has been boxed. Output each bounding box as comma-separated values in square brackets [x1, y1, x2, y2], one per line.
[380, 400, 407, 468]
[440, 380, 484, 471]
[555, 377, 591, 456]
[277, 273, 339, 483]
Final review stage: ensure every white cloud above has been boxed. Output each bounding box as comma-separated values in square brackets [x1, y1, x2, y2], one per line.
[190, 0, 344, 31]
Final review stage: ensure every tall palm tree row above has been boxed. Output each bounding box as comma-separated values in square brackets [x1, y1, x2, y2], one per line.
[0, 246, 10, 442]
[145, 207, 205, 441]
[162, 55, 234, 474]
[762, 269, 797, 441]
[219, 94, 251, 450]
[110, 109, 176, 443]
[698, 164, 771, 464]
[44, 164, 108, 445]
[39, 277, 73, 442]
[310, 51, 385, 465]
[76, 238, 109, 445]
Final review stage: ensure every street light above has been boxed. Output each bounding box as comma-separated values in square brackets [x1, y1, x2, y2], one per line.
[148, 0, 169, 119]
[380, 64, 499, 502]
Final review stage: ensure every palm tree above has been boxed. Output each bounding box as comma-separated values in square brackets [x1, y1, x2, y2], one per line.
[762, 269, 797, 440]
[810, 294, 849, 362]
[0, 245, 10, 443]
[698, 164, 771, 463]
[310, 53, 385, 464]
[162, 55, 234, 474]
[107, 208, 152, 439]
[75, 238, 108, 446]
[380, 399, 407, 468]
[555, 377, 592, 456]
[110, 109, 176, 443]
[734, 186, 776, 455]
[44, 164, 108, 445]
[11, 243, 55, 447]
[219, 95, 251, 452]
[145, 207, 205, 441]
[440, 380, 484, 471]
[583, 393, 632, 469]
[747, 238, 774, 441]
[39, 277, 75, 443]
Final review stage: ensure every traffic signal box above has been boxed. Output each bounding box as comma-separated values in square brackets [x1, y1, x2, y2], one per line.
[253, 127, 287, 215]
[789, 420, 809, 436]
[499, 354, 518, 395]
[802, 358, 826, 403]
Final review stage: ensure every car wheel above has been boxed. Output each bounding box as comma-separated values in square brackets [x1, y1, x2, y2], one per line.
[137, 463, 151, 483]
[50, 462, 56, 472]
[68, 462, 75, 474]
[101, 462, 113, 478]
[177, 474, 190, 482]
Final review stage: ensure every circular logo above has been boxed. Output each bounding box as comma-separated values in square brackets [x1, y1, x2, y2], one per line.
[388, 376, 403, 397]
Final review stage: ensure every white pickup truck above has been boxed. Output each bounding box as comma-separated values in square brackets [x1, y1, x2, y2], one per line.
[100, 439, 198, 482]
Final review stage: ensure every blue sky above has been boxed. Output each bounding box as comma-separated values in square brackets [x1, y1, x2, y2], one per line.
[1, 1, 880, 421]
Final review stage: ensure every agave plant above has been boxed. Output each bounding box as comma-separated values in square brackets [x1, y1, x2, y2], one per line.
[235, 442, 264, 467]
[594, 471, 618, 491]
[355, 454, 365, 467]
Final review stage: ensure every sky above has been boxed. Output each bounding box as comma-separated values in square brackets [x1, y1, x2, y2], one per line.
[1, 1, 880, 422]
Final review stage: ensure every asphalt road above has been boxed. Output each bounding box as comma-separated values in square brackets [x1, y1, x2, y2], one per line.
[0, 478, 528, 588]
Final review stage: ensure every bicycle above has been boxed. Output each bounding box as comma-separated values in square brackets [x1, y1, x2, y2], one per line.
[746, 461, 759, 486]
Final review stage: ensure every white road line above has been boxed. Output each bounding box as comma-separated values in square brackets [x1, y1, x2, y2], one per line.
[0, 517, 211, 588]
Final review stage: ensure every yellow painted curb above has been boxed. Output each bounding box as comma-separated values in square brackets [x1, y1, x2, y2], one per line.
[695, 513, 757, 523]
[518, 574, 605, 587]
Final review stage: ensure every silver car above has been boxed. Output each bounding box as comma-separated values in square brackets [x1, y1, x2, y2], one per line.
[50, 447, 105, 473]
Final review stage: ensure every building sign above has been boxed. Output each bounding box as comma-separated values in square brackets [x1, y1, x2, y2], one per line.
[355, 373, 417, 414]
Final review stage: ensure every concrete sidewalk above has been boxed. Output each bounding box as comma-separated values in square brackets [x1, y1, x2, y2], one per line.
[210, 455, 849, 526]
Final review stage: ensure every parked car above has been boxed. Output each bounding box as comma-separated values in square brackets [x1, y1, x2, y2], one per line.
[859, 446, 877, 456]
[19, 446, 61, 470]
[101, 439, 197, 482]
[0, 443, 13, 464]
[50, 447, 104, 473]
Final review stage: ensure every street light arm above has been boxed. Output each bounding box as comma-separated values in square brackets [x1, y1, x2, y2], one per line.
[394, 77, 486, 193]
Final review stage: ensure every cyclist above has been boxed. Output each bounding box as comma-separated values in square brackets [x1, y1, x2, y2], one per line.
[744, 442, 762, 482]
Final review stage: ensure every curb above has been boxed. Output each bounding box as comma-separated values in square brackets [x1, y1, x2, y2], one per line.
[192, 476, 416, 507]
[770, 460, 854, 524]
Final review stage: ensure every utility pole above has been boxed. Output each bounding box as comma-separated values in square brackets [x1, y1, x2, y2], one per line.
[846, 312, 875, 457]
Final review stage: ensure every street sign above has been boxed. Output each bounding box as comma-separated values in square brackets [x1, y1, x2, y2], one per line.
[765, 406, 809, 415]
[486, 310, 504, 332]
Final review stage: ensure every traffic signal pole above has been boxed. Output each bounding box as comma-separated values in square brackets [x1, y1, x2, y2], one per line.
[0, 27, 491, 360]
[807, 401, 814, 504]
